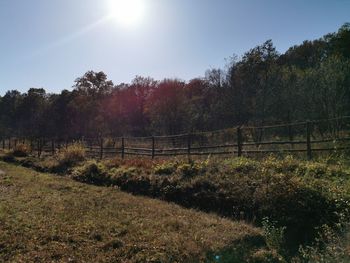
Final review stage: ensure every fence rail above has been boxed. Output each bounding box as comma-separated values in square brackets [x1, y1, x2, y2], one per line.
[1, 116, 350, 160]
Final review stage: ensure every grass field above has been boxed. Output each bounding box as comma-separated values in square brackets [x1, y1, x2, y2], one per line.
[2, 145, 350, 262]
[0, 162, 272, 263]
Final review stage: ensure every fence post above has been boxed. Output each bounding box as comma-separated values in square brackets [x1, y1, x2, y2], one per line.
[8, 138, 11, 150]
[237, 127, 243, 157]
[152, 136, 155, 159]
[121, 137, 125, 159]
[2, 139, 4, 150]
[100, 138, 104, 160]
[306, 121, 312, 160]
[187, 133, 191, 160]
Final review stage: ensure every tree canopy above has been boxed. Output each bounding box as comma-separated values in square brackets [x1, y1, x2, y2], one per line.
[1, 24, 350, 139]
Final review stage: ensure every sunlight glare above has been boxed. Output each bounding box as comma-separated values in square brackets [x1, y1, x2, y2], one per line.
[107, 0, 146, 28]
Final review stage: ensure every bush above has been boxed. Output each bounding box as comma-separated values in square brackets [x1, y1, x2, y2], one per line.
[293, 224, 350, 263]
[71, 161, 109, 185]
[154, 162, 178, 175]
[262, 217, 286, 253]
[250, 249, 286, 263]
[12, 143, 31, 157]
[1, 144, 31, 161]
[109, 166, 139, 178]
[57, 143, 86, 167]
[68, 156, 350, 251]
[260, 156, 350, 179]
[176, 159, 208, 177]
[261, 156, 300, 174]
[223, 157, 259, 173]
[19, 154, 350, 256]
[153, 159, 208, 177]
[104, 157, 159, 171]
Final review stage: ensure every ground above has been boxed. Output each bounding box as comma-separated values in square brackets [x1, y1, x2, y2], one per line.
[0, 162, 265, 263]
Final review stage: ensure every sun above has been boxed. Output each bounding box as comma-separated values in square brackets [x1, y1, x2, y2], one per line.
[107, 0, 146, 28]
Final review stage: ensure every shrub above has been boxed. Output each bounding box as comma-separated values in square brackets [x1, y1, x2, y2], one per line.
[154, 161, 178, 175]
[16, 154, 349, 256]
[223, 157, 259, 173]
[71, 161, 109, 185]
[262, 217, 286, 253]
[302, 162, 350, 178]
[35, 158, 62, 173]
[262, 156, 300, 174]
[260, 156, 350, 179]
[109, 166, 139, 178]
[12, 143, 31, 157]
[294, 224, 350, 263]
[57, 143, 86, 167]
[250, 249, 286, 263]
[249, 173, 348, 249]
[153, 159, 208, 177]
[69, 156, 350, 250]
[176, 160, 208, 177]
[104, 157, 160, 171]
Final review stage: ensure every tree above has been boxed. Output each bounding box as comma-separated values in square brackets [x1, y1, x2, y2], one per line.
[184, 78, 211, 131]
[228, 40, 279, 125]
[145, 79, 188, 135]
[16, 88, 48, 138]
[0, 90, 23, 137]
[71, 71, 115, 137]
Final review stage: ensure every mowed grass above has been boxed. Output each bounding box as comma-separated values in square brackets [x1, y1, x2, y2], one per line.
[0, 162, 264, 263]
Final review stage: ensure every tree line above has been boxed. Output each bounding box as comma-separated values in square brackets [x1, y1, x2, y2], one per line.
[1, 24, 350, 140]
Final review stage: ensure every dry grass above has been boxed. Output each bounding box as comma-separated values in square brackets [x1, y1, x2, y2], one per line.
[0, 162, 265, 263]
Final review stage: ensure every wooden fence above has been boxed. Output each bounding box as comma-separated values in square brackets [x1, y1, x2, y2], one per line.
[1, 116, 350, 160]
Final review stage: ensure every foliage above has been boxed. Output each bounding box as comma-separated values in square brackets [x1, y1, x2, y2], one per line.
[153, 159, 208, 177]
[71, 160, 109, 185]
[103, 157, 161, 171]
[293, 224, 350, 263]
[262, 217, 286, 253]
[1, 25, 350, 138]
[67, 156, 350, 251]
[223, 157, 259, 173]
[0, 144, 31, 161]
[250, 249, 286, 263]
[3, 152, 350, 258]
[11, 143, 31, 157]
[154, 161, 178, 175]
[176, 159, 208, 177]
[57, 143, 86, 167]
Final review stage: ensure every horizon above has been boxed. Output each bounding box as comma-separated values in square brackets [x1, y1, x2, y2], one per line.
[1, 0, 350, 96]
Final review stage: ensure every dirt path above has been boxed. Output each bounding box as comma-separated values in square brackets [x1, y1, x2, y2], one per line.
[0, 169, 5, 175]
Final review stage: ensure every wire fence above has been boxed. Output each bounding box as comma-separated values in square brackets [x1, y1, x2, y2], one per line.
[2, 116, 350, 160]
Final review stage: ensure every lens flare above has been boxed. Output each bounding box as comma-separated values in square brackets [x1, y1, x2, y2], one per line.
[107, 0, 145, 28]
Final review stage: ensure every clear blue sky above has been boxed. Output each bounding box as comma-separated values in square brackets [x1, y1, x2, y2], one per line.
[0, 0, 349, 95]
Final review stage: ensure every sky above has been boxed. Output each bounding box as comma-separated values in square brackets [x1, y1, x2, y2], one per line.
[0, 0, 349, 95]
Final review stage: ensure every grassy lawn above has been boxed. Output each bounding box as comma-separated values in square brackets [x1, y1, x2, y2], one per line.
[0, 162, 266, 263]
